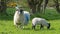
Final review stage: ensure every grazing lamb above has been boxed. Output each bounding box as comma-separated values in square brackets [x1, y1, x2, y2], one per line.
[14, 6, 30, 29]
[32, 17, 50, 29]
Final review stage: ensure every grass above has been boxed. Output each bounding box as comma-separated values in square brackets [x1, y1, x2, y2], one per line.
[0, 8, 60, 34]
[0, 18, 60, 34]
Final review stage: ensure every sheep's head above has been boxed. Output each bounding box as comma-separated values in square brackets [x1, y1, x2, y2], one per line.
[19, 6, 24, 14]
[47, 23, 50, 29]
[20, 8, 23, 14]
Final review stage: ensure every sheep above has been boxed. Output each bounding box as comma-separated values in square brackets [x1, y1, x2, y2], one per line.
[32, 17, 50, 29]
[20, 11, 30, 29]
[24, 11, 30, 25]
[14, 7, 24, 28]
[14, 6, 30, 29]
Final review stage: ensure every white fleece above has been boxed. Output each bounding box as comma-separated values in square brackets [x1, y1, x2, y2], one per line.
[32, 17, 49, 27]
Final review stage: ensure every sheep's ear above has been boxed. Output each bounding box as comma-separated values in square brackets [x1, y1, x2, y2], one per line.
[15, 7, 19, 9]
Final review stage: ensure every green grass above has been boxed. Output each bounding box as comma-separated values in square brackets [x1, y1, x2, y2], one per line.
[0, 19, 60, 34]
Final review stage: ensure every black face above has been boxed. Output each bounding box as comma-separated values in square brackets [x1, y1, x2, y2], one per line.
[47, 23, 50, 29]
[20, 9, 23, 13]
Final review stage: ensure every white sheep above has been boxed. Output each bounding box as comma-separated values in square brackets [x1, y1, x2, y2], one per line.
[14, 7, 30, 29]
[32, 17, 50, 29]
[14, 9, 24, 28]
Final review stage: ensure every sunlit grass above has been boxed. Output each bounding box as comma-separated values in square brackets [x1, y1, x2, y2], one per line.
[0, 19, 60, 34]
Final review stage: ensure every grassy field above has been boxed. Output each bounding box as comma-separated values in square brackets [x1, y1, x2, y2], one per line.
[0, 8, 60, 34]
[0, 18, 60, 34]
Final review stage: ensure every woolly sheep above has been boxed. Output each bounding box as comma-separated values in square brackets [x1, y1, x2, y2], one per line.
[14, 7, 30, 29]
[24, 11, 30, 25]
[14, 9, 24, 28]
[32, 17, 50, 29]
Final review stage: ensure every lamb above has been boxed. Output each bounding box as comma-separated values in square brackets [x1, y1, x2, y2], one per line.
[32, 17, 50, 29]
[14, 6, 30, 29]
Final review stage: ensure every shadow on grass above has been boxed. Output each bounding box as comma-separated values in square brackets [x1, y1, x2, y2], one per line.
[34, 27, 56, 31]
[23, 28, 32, 30]
[22, 27, 56, 31]
[49, 28, 56, 30]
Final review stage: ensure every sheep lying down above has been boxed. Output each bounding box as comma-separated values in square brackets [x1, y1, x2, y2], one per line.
[32, 17, 50, 29]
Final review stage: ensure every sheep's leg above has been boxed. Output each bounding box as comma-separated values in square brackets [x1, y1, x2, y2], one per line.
[40, 24, 43, 29]
[20, 24, 23, 29]
[16, 25, 18, 28]
[16, 23, 20, 28]
[14, 23, 18, 28]
[32, 25, 36, 29]
[14, 22, 18, 28]
[20, 23, 24, 29]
